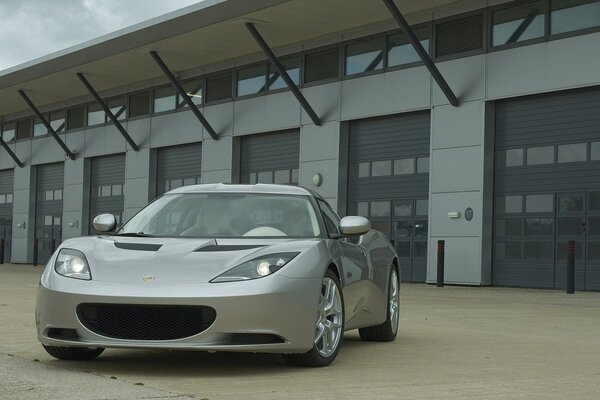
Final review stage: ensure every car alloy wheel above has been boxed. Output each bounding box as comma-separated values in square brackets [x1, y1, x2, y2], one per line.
[389, 269, 400, 335]
[314, 276, 343, 358]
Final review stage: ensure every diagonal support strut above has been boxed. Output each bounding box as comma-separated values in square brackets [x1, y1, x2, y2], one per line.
[18, 89, 76, 160]
[150, 51, 218, 140]
[76, 73, 139, 151]
[0, 136, 24, 167]
[382, 0, 459, 107]
[245, 22, 322, 126]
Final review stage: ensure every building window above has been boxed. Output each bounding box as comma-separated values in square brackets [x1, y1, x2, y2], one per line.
[16, 119, 32, 140]
[206, 72, 233, 103]
[87, 103, 105, 126]
[237, 65, 267, 97]
[525, 194, 554, 213]
[107, 97, 126, 121]
[394, 158, 415, 175]
[557, 143, 587, 163]
[50, 111, 66, 132]
[33, 117, 47, 137]
[491, 1, 545, 47]
[67, 107, 85, 130]
[178, 79, 203, 108]
[550, 0, 600, 35]
[417, 157, 430, 174]
[268, 56, 300, 91]
[153, 87, 177, 113]
[304, 48, 339, 84]
[591, 142, 600, 160]
[371, 160, 392, 176]
[129, 92, 150, 118]
[345, 38, 384, 76]
[497, 148, 525, 167]
[387, 27, 430, 67]
[1, 122, 15, 142]
[435, 13, 484, 58]
[527, 146, 554, 165]
[496, 195, 523, 214]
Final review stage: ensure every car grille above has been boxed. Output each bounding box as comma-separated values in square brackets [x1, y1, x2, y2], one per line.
[77, 303, 216, 340]
[229, 333, 285, 345]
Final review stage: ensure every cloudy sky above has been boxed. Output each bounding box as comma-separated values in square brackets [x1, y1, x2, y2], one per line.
[0, 0, 204, 71]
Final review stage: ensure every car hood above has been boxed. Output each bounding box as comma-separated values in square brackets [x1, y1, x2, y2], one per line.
[57, 235, 318, 284]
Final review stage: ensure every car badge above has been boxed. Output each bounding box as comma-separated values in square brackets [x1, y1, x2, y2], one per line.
[143, 275, 156, 282]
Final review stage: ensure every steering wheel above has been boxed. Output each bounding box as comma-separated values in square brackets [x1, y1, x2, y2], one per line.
[243, 226, 287, 237]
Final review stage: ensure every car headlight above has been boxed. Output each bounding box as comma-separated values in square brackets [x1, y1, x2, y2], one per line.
[54, 249, 91, 280]
[210, 252, 299, 283]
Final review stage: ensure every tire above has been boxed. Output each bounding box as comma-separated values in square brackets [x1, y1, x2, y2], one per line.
[43, 345, 105, 361]
[283, 269, 345, 367]
[359, 266, 399, 342]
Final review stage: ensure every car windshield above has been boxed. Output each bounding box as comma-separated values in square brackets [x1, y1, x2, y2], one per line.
[118, 193, 321, 238]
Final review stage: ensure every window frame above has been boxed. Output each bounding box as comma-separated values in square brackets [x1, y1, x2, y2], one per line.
[487, 0, 549, 52]
[302, 44, 342, 88]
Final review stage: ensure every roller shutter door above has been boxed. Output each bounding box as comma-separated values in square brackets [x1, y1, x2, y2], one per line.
[156, 143, 202, 196]
[494, 87, 600, 290]
[240, 130, 300, 185]
[347, 111, 431, 283]
[0, 169, 13, 263]
[89, 154, 125, 233]
[35, 163, 64, 264]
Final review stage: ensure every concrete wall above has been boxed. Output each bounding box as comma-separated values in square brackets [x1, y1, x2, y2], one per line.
[3, 18, 600, 288]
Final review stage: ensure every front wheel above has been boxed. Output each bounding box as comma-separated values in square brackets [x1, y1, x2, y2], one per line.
[43, 345, 104, 361]
[359, 267, 399, 342]
[283, 270, 344, 367]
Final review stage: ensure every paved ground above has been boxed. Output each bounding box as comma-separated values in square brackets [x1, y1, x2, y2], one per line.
[1, 264, 599, 400]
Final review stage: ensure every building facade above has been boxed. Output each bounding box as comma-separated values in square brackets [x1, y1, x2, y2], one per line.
[0, 0, 599, 290]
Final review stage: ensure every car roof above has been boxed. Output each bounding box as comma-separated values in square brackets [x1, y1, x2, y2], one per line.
[167, 183, 322, 199]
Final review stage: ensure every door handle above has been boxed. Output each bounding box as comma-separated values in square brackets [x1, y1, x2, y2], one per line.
[414, 224, 423, 229]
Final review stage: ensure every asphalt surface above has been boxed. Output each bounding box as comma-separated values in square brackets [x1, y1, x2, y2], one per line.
[1, 264, 599, 399]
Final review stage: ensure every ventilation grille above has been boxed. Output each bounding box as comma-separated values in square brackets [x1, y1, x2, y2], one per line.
[435, 14, 484, 58]
[47, 328, 79, 341]
[230, 333, 285, 345]
[77, 304, 216, 341]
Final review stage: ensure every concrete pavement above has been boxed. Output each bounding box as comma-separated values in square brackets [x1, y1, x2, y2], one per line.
[1, 264, 599, 399]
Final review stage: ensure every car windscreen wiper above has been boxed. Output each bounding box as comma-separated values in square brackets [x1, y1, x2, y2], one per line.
[113, 232, 155, 237]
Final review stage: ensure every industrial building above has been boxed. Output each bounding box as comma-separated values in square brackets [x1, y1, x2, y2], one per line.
[0, 0, 598, 290]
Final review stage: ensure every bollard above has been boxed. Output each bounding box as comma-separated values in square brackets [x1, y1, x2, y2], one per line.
[437, 240, 445, 287]
[51, 238, 56, 254]
[33, 239, 38, 267]
[0, 238, 4, 264]
[566, 240, 575, 294]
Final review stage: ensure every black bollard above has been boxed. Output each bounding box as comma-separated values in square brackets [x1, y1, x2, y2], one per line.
[0, 238, 4, 264]
[51, 238, 56, 254]
[33, 239, 38, 267]
[566, 240, 575, 294]
[437, 240, 445, 287]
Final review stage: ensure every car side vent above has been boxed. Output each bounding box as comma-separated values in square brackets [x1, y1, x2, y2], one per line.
[229, 333, 286, 345]
[46, 328, 79, 341]
[195, 245, 265, 252]
[435, 13, 484, 58]
[114, 242, 162, 251]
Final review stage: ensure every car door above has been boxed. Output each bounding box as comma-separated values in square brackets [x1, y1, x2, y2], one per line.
[317, 200, 378, 328]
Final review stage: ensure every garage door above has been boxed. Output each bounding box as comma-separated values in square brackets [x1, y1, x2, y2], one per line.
[240, 129, 300, 185]
[494, 87, 600, 290]
[347, 111, 431, 283]
[89, 154, 125, 233]
[156, 143, 202, 196]
[0, 169, 13, 263]
[35, 163, 64, 264]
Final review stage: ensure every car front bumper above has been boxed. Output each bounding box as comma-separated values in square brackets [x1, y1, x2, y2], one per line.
[36, 272, 321, 354]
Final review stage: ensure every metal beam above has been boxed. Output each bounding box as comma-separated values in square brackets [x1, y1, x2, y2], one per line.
[149, 51, 219, 140]
[76, 73, 139, 151]
[382, 0, 459, 107]
[0, 137, 24, 168]
[17, 90, 76, 160]
[245, 22, 322, 126]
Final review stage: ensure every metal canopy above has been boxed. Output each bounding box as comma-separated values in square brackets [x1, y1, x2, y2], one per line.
[246, 22, 322, 126]
[150, 51, 218, 140]
[17, 90, 76, 160]
[0, 137, 24, 168]
[76, 73, 140, 151]
[382, 0, 459, 107]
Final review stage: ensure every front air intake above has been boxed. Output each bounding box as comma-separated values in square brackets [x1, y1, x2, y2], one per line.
[77, 303, 216, 340]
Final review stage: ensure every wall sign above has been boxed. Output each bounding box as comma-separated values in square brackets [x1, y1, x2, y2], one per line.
[465, 207, 474, 221]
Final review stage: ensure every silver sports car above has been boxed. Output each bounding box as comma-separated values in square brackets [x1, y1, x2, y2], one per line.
[36, 184, 400, 367]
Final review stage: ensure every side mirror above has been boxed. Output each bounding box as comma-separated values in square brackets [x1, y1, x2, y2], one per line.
[339, 216, 371, 236]
[93, 214, 117, 233]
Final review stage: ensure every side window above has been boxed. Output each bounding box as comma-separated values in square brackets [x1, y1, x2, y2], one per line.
[318, 200, 341, 235]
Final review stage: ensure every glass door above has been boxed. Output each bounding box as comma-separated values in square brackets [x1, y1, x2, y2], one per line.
[555, 193, 586, 290]
[392, 198, 429, 282]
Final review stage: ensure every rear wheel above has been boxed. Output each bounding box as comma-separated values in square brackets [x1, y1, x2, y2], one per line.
[359, 267, 399, 342]
[283, 270, 344, 367]
[43, 345, 105, 361]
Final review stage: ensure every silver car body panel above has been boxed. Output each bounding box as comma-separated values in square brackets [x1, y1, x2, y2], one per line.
[36, 184, 399, 353]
